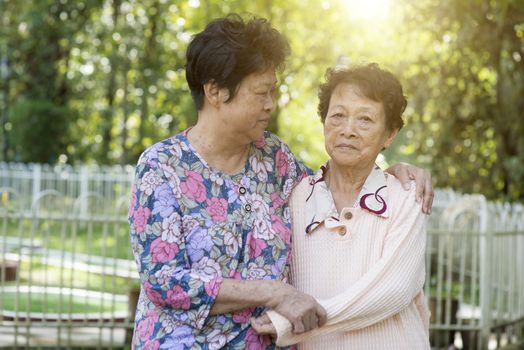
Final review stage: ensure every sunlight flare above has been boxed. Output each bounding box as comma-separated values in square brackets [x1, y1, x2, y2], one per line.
[343, 0, 391, 20]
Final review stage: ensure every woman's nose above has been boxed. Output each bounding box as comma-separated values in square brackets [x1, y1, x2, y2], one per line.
[264, 94, 275, 112]
[341, 117, 357, 137]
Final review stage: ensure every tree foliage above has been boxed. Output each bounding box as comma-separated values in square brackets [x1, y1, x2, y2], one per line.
[0, 0, 523, 201]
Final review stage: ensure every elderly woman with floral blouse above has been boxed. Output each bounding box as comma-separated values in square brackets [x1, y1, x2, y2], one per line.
[252, 64, 430, 349]
[128, 15, 433, 350]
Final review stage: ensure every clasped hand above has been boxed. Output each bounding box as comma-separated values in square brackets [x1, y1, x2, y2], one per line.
[252, 282, 326, 336]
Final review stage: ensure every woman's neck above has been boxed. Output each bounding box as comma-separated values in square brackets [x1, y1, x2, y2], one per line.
[326, 161, 375, 212]
[188, 120, 251, 175]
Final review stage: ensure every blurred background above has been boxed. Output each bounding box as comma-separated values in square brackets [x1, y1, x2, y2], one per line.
[0, 0, 523, 201]
[0, 0, 523, 349]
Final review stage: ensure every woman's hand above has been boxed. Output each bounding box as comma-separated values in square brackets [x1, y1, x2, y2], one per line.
[267, 281, 327, 334]
[385, 162, 434, 214]
[251, 313, 277, 336]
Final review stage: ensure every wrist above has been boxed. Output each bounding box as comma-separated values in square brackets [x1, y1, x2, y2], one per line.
[264, 280, 287, 309]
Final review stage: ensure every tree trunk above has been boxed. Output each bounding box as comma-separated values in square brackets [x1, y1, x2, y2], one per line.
[0, 45, 9, 161]
[121, 57, 129, 165]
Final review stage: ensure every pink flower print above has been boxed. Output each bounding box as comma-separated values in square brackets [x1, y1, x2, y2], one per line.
[252, 218, 273, 240]
[166, 285, 191, 310]
[271, 214, 291, 245]
[275, 148, 289, 177]
[179, 170, 206, 202]
[128, 186, 137, 217]
[229, 270, 241, 279]
[206, 329, 228, 349]
[143, 281, 166, 306]
[150, 238, 179, 263]
[247, 265, 267, 280]
[245, 327, 271, 350]
[142, 339, 160, 350]
[224, 231, 239, 257]
[206, 197, 228, 222]
[248, 236, 267, 258]
[193, 257, 221, 282]
[139, 169, 163, 196]
[270, 192, 284, 209]
[233, 307, 253, 324]
[204, 278, 221, 297]
[160, 212, 182, 243]
[249, 156, 272, 182]
[136, 310, 159, 341]
[133, 207, 151, 234]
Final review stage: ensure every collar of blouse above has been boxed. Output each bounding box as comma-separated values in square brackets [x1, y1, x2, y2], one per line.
[304, 162, 390, 235]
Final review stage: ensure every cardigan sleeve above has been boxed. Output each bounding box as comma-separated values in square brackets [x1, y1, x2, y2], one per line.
[267, 184, 427, 346]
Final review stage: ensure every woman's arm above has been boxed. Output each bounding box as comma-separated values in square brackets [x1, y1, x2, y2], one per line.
[212, 279, 327, 334]
[263, 185, 427, 346]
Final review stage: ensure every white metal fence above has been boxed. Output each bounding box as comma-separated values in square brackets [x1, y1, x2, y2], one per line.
[0, 162, 135, 216]
[427, 192, 524, 349]
[0, 163, 523, 349]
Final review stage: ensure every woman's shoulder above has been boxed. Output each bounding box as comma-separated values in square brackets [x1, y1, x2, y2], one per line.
[137, 132, 188, 166]
[290, 175, 314, 204]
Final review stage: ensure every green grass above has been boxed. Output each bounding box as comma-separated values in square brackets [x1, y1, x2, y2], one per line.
[1, 216, 133, 260]
[1, 292, 127, 314]
[11, 260, 135, 294]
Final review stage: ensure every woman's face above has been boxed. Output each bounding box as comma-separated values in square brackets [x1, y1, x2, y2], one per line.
[323, 83, 398, 170]
[218, 69, 277, 144]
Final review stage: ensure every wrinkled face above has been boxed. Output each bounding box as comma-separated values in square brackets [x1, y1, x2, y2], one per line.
[324, 83, 398, 170]
[219, 69, 277, 143]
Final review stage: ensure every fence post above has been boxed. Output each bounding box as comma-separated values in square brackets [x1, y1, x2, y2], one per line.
[31, 164, 41, 215]
[80, 165, 89, 217]
[478, 196, 492, 349]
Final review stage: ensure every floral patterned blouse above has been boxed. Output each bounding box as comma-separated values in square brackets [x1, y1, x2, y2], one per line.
[128, 130, 309, 349]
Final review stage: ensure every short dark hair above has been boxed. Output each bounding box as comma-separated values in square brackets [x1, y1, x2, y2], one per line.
[185, 14, 290, 110]
[317, 63, 407, 131]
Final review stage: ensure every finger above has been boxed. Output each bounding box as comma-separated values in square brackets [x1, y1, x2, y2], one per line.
[302, 312, 314, 332]
[302, 313, 313, 333]
[251, 321, 271, 335]
[414, 170, 425, 204]
[259, 323, 275, 334]
[250, 318, 262, 333]
[292, 318, 305, 334]
[257, 313, 271, 325]
[310, 312, 319, 330]
[422, 174, 434, 214]
[396, 167, 411, 190]
[316, 306, 327, 327]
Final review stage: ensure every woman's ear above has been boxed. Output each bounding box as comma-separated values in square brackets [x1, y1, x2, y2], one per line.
[384, 128, 400, 149]
[203, 81, 230, 108]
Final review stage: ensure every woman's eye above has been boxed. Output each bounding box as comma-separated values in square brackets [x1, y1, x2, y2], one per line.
[360, 116, 372, 122]
[332, 113, 344, 118]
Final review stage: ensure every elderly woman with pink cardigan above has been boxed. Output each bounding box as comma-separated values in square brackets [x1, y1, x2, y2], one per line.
[252, 64, 430, 349]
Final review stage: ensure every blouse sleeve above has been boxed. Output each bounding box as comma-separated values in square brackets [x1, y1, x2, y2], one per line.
[129, 152, 223, 329]
[267, 184, 427, 346]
